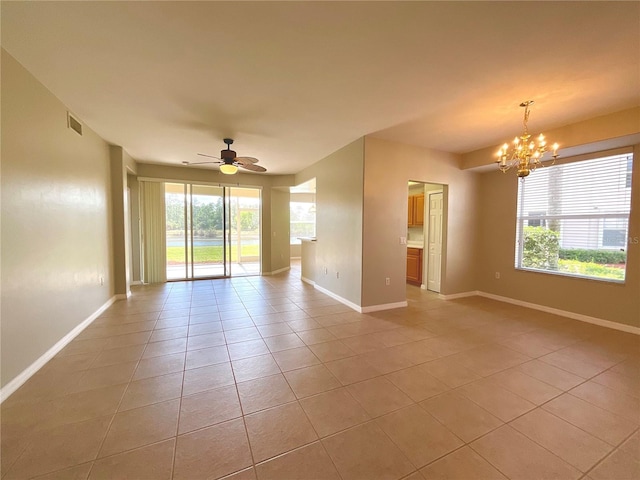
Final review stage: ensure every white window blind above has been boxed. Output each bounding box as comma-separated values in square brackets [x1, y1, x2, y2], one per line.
[515, 152, 633, 282]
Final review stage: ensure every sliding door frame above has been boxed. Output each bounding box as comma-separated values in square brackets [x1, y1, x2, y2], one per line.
[142, 178, 261, 281]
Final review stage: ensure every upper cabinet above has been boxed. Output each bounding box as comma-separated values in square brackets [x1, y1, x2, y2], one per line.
[408, 193, 424, 226]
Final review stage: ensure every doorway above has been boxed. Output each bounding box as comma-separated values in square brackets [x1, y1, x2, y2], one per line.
[165, 183, 261, 280]
[407, 182, 445, 293]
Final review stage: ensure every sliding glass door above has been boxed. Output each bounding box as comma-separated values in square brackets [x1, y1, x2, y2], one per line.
[165, 183, 260, 280]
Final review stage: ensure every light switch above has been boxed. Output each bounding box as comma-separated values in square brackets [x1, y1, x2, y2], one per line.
[399, 236, 407, 245]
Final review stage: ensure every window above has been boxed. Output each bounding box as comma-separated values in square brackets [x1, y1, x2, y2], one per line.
[290, 201, 316, 245]
[515, 152, 632, 282]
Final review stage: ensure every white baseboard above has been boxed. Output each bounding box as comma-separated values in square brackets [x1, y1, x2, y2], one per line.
[312, 284, 408, 314]
[262, 266, 291, 276]
[439, 290, 480, 300]
[361, 301, 408, 313]
[301, 276, 315, 286]
[477, 291, 640, 335]
[130, 280, 143, 286]
[313, 284, 363, 312]
[0, 296, 118, 404]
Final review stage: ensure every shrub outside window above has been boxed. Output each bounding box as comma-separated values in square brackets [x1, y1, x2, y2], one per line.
[515, 152, 633, 282]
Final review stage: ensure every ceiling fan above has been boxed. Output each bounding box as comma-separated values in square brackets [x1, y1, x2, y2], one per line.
[182, 138, 266, 175]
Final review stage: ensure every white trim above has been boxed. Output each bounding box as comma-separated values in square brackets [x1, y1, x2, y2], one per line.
[439, 290, 480, 300]
[314, 284, 363, 312]
[262, 266, 290, 276]
[301, 276, 315, 286]
[0, 296, 118, 404]
[361, 301, 408, 313]
[477, 291, 640, 335]
[130, 280, 143, 286]
[311, 284, 407, 314]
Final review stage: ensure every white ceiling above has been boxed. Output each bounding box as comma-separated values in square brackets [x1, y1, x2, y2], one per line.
[2, 1, 638, 175]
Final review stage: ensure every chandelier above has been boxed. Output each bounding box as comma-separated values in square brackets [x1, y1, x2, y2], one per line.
[496, 100, 559, 178]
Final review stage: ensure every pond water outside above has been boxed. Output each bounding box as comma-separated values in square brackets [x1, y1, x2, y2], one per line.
[166, 236, 259, 247]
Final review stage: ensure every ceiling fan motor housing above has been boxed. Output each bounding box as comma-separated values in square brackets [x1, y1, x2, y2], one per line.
[221, 149, 236, 161]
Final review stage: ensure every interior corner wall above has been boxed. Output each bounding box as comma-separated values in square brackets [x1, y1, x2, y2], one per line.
[476, 144, 640, 329]
[270, 188, 291, 273]
[127, 174, 142, 284]
[362, 137, 479, 307]
[1, 50, 114, 388]
[110, 146, 129, 296]
[296, 139, 365, 306]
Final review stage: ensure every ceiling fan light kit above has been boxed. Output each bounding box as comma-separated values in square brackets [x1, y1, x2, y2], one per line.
[219, 163, 238, 175]
[183, 138, 266, 175]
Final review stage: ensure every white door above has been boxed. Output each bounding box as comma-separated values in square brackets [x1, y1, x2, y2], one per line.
[427, 192, 443, 292]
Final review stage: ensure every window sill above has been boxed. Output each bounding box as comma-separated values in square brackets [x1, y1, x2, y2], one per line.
[515, 266, 626, 285]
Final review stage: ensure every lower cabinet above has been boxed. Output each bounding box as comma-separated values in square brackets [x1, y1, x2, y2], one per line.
[406, 247, 422, 285]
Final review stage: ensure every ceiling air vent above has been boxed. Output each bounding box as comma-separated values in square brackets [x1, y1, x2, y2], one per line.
[67, 111, 83, 136]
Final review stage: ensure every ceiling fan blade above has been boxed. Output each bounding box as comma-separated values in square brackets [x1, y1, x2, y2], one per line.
[235, 156, 259, 165]
[239, 163, 267, 172]
[183, 160, 222, 166]
[197, 153, 221, 159]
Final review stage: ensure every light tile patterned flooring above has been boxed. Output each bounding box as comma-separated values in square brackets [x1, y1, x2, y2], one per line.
[1, 268, 639, 479]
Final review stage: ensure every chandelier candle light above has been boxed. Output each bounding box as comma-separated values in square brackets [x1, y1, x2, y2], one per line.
[496, 100, 559, 178]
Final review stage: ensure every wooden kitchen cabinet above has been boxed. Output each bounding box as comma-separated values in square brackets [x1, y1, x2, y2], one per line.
[407, 193, 425, 226]
[406, 247, 423, 285]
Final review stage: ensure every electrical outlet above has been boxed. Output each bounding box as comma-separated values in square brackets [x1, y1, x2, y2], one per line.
[399, 236, 407, 245]
[385, 277, 391, 286]
[495, 272, 501, 279]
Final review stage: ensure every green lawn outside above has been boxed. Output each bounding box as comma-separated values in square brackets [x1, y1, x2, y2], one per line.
[557, 259, 625, 281]
[167, 245, 259, 264]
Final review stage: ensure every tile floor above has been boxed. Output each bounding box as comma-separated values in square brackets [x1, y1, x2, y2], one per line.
[1, 267, 639, 479]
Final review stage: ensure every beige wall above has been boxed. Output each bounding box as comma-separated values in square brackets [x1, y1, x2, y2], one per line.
[476, 145, 640, 328]
[296, 139, 365, 305]
[1, 50, 114, 388]
[362, 137, 479, 307]
[110, 146, 128, 295]
[270, 188, 291, 273]
[290, 244, 302, 258]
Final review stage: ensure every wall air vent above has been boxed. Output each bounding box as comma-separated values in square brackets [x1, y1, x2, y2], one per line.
[67, 111, 83, 136]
